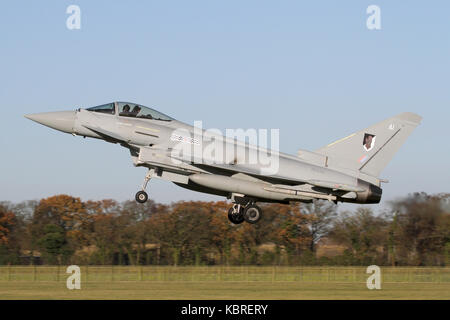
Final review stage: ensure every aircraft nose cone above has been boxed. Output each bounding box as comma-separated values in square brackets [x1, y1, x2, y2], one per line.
[24, 111, 76, 134]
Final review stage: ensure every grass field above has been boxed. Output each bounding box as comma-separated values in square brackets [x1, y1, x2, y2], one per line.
[0, 266, 449, 299]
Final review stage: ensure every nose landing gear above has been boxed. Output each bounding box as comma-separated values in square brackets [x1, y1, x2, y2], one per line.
[135, 168, 154, 203]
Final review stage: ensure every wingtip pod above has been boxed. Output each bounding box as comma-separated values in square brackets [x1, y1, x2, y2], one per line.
[395, 112, 422, 125]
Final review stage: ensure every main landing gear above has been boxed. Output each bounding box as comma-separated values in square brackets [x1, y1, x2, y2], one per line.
[135, 168, 153, 203]
[228, 204, 245, 224]
[227, 202, 263, 225]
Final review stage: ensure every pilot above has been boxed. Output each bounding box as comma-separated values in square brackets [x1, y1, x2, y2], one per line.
[119, 104, 130, 116]
[131, 105, 141, 116]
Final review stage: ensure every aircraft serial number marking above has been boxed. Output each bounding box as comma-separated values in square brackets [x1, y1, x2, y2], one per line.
[170, 133, 199, 145]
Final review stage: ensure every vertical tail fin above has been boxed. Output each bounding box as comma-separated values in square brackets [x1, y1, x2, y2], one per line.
[316, 112, 422, 177]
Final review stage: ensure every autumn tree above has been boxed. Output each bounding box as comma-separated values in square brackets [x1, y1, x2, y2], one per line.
[1, 192, 448, 266]
[0, 203, 15, 245]
[301, 200, 337, 253]
[89, 213, 118, 264]
[0, 203, 19, 264]
[148, 201, 215, 265]
[37, 224, 72, 264]
[117, 199, 165, 265]
[269, 203, 311, 264]
[206, 201, 234, 264]
[30, 195, 88, 263]
[329, 207, 388, 265]
[390, 192, 450, 266]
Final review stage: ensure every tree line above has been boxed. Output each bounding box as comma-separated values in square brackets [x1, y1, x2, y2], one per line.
[0, 192, 448, 266]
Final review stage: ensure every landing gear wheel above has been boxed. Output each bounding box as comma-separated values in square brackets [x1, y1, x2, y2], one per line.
[135, 191, 148, 203]
[243, 204, 262, 224]
[228, 207, 245, 225]
[136, 168, 153, 204]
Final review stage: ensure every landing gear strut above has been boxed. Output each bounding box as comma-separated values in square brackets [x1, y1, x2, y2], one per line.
[135, 168, 153, 203]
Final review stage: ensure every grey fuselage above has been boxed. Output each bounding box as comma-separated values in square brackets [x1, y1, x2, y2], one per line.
[26, 102, 382, 205]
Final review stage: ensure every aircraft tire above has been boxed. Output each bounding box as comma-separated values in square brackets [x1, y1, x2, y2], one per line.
[228, 207, 245, 225]
[135, 191, 148, 203]
[243, 204, 262, 224]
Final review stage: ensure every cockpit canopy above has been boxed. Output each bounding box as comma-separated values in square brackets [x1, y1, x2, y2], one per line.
[86, 102, 174, 121]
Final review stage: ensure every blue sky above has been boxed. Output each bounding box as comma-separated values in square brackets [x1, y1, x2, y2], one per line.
[0, 1, 449, 208]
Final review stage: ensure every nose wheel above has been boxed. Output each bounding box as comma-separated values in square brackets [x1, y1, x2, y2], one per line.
[135, 168, 154, 204]
[135, 191, 148, 203]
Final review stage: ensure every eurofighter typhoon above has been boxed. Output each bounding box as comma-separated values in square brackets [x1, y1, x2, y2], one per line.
[25, 102, 422, 224]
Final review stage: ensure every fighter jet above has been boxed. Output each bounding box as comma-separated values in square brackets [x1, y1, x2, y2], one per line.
[25, 102, 422, 224]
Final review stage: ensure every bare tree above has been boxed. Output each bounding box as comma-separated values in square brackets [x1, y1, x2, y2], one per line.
[301, 200, 337, 253]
